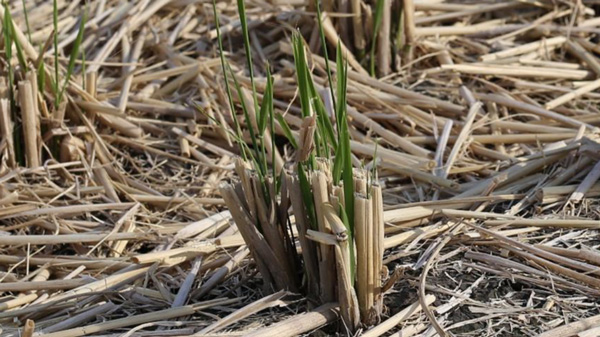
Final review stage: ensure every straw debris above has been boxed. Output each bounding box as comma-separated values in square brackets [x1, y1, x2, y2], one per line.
[0, 0, 600, 336]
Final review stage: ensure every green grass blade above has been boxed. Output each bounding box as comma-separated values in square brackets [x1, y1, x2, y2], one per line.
[81, 48, 86, 89]
[298, 164, 317, 230]
[338, 204, 355, 284]
[370, 0, 385, 77]
[3, 5, 13, 75]
[292, 33, 311, 119]
[314, 0, 336, 114]
[2, 6, 24, 166]
[307, 71, 337, 152]
[230, 65, 265, 177]
[199, 103, 260, 170]
[53, 0, 59, 105]
[59, 7, 87, 104]
[338, 57, 354, 234]
[292, 32, 325, 160]
[271, 118, 277, 181]
[256, 67, 273, 179]
[313, 2, 340, 156]
[212, 1, 247, 162]
[275, 113, 298, 149]
[21, 0, 31, 43]
[266, 66, 276, 181]
[335, 42, 347, 132]
[332, 140, 344, 184]
[3, 6, 15, 107]
[3, 5, 14, 161]
[234, 0, 271, 181]
[292, 32, 337, 159]
[332, 43, 346, 184]
[37, 46, 46, 92]
[4, 6, 27, 72]
[11, 27, 27, 73]
[235, 0, 260, 118]
[258, 65, 273, 135]
[341, 126, 353, 233]
[372, 139, 378, 184]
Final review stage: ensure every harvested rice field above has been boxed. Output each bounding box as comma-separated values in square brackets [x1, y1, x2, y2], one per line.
[2, 0, 600, 336]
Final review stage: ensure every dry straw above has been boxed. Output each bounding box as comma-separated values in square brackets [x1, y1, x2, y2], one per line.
[0, 0, 599, 336]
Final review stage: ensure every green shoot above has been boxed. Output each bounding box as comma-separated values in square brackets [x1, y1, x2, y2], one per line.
[234, 0, 268, 180]
[3, 5, 14, 92]
[235, 0, 260, 118]
[298, 164, 318, 230]
[314, 0, 336, 112]
[291, 33, 311, 119]
[292, 32, 337, 160]
[312, 4, 356, 278]
[212, 1, 248, 163]
[266, 66, 276, 183]
[337, 47, 354, 234]
[37, 46, 46, 92]
[200, 104, 263, 176]
[3, 5, 27, 73]
[332, 139, 344, 182]
[11, 24, 27, 73]
[332, 41, 346, 185]
[58, 7, 87, 105]
[336, 52, 355, 280]
[292, 30, 356, 277]
[338, 204, 354, 285]
[214, 0, 279, 201]
[335, 41, 348, 132]
[311, 4, 354, 232]
[307, 65, 337, 154]
[371, 140, 379, 186]
[2, 4, 25, 166]
[81, 48, 86, 89]
[292, 32, 322, 160]
[53, 0, 59, 104]
[370, 0, 385, 77]
[21, 0, 31, 43]
[229, 64, 263, 177]
[257, 67, 273, 136]
[393, 2, 404, 65]
[275, 113, 298, 149]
